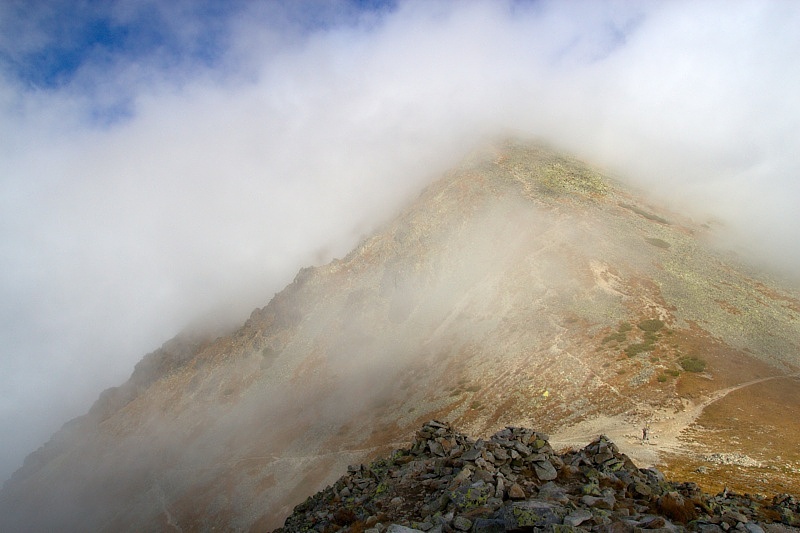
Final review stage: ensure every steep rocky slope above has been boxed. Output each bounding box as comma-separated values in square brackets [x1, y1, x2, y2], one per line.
[2, 141, 799, 531]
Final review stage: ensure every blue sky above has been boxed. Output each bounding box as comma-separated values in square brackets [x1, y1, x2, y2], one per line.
[1, 0, 800, 484]
[1, 0, 399, 123]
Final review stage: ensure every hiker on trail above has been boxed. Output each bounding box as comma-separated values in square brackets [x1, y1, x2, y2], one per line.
[642, 426, 648, 441]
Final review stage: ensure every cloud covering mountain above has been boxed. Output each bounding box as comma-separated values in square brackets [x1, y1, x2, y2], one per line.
[1, 0, 799, 484]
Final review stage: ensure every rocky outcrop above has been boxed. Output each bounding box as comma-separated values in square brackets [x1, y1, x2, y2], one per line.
[278, 421, 800, 532]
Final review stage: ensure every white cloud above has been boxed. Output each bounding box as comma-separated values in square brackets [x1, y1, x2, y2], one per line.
[1, 0, 799, 482]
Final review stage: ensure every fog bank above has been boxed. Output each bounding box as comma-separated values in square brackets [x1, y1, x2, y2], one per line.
[1, 0, 799, 482]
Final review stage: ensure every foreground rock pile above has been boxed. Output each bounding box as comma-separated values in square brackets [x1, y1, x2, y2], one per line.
[277, 421, 800, 533]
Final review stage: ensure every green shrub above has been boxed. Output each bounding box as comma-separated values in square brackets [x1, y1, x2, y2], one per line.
[638, 319, 665, 332]
[666, 369, 680, 377]
[657, 375, 668, 382]
[625, 344, 642, 356]
[618, 322, 632, 333]
[680, 356, 707, 373]
[625, 332, 658, 356]
[603, 332, 627, 344]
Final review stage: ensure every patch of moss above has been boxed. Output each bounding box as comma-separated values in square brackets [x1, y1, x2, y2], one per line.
[638, 319, 665, 332]
[603, 332, 627, 344]
[602, 322, 633, 345]
[625, 343, 653, 357]
[535, 158, 609, 198]
[680, 356, 707, 373]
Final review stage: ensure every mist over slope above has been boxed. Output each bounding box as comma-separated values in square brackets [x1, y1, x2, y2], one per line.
[2, 1, 800, 486]
[1, 141, 798, 531]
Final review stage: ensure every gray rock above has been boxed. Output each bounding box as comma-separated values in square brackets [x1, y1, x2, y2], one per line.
[595, 451, 614, 463]
[697, 524, 726, 533]
[564, 509, 593, 526]
[462, 448, 482, 462]
[514, 442, 532, 456]
[503, 501, 565, 529]
[533, 460, 558, 481]
[631, 482, 652, 497]
[551, 525, 581, 533]
[387, 525, 426, 533]
[637, 515, 663, 527]
[508, 482, 526, 499]
[474, 469, 494, 483]
[453, 467, 473, 484]
[495, 476, 505, 499]
[493, 448, 509, 462]
[470, 518, 505, 533]
[581, 494, 615, 510]
[452, 516, 472, 531]
[448, 481, 493, 511]
[723, 510, 750, 524]
[606, 520, 634, 533]
[429, 441, 445, 457]
[538, 481, 570, 504]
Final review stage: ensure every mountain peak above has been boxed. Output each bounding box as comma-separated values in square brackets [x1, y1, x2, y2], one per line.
[2, 141, 799, 531]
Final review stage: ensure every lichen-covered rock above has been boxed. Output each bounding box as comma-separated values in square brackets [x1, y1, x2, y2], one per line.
[503, 500, 566, 529]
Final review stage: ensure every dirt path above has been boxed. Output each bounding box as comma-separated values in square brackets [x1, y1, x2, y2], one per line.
[549, 373, 799, 467]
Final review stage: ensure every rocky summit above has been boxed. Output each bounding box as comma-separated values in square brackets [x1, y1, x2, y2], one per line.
[279, 421, 800, 533]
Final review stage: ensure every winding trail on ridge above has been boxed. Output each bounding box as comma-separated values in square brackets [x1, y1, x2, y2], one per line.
[548, 372, 800, 467]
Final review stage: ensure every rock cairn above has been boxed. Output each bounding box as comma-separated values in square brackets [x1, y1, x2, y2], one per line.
[276, 421, 800, 533]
